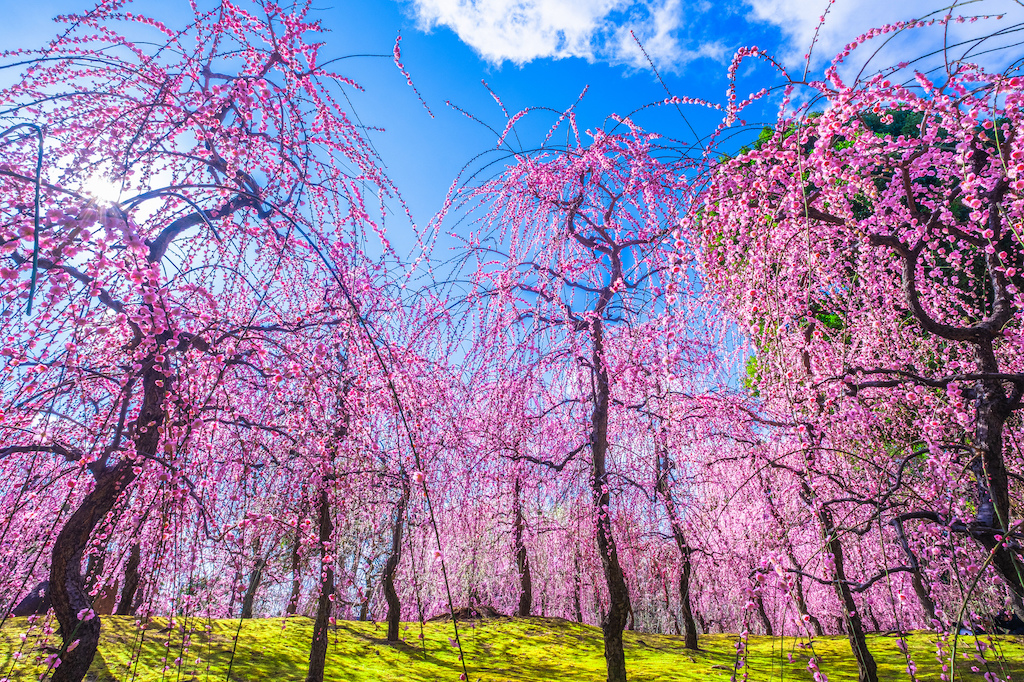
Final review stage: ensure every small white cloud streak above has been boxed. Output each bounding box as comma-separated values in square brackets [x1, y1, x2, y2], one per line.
[744, 0, 1024, 74]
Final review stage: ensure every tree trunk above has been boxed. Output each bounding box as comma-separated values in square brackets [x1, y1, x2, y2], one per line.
[287, 527, 302, 616]
[358, 568, 372, 621]
[815, 503, 877, 682]
[654, 445, 698, 650]
[970, 359, 1024, 610]
[115, 543, 141, 616]
[754, 593, 774, 636]
[890, 517, 938, 626]
[513, 477, 533, 617]
[572, 549, 584, 623]
[305, 486, 334, 682]
[760, 473, 824, 636]
[590, 320, 630, 682]
[384, 475, 410, 641]
[50, 368, 164, 682]
[789, 553, 824, 636]
[240, 553, 266, 619]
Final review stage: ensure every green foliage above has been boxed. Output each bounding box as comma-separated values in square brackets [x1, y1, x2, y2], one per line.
[2, 616, 1023, 681]
[743, 354, 762, 396]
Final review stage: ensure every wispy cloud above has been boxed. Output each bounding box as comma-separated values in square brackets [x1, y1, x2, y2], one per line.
[403, 0, 723, 69]
[744, 0, 1024, 73]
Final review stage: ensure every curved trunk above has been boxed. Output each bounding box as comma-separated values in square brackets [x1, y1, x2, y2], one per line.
[970, 359, 1024, 606]
[240, 554, 266, 619]
[655, 447, 698, 650]
[115, 543, 141, 616]
[305, 486, 334, 682]
[590, 320, 630, 682]
[789, 554, 824, 636]
[513, 477, 532, 617]
[573, 549, 583, 623]
[51, 368, 164, 682]
[384, 476, 410, 641]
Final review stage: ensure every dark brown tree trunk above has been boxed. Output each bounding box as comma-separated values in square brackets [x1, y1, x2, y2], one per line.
[305, 486, 334, 682]
[573, 549, 584, 623]
[790, 554, 824, 636]
[115, 543, 141, 616]
[590, 320, 630, 682]
[760, 473, 823, 636]
[815, 503, 877, 682]
[287, 527, 302, 615]
[50, 368, 164, 682]
[754, 594, 774, 636]
[970, 358, 1024, 612]
[384, 475, 410, 641]
[513, 477, 533, 617]
[358, 568, 372, 621]
[890, 517, 938, 626]
[240, 551, 266, 619]
[654, 445, 698, 650]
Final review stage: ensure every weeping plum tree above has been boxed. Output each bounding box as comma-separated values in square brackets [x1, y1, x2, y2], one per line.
[699, 19, 1024, 677]
[0, 0, 393, 679]
[454, 112, 705, 681]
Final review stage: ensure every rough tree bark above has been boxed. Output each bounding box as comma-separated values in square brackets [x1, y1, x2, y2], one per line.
[513, 477, 533, 617]
[240, 540, 266, 619]
[572, 549, 584, 624]
[50, 368, 165, 682]
[287, 525, 303, 616]
[759, 473, 824, 636]
[305, 486, 334, 682]
[813, 498, 877, 682]
[115, 543, 141, 616]
[357, 567, 373, 621]
[654, 441, 698, 650]
[891, 517, 938, 626]
[590, 318, 631, 682]
[754, 593, 774, 636]
[383, 473, 410, 641]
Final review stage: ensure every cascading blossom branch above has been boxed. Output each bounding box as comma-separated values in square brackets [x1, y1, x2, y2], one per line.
[699, 58, 1024, 620]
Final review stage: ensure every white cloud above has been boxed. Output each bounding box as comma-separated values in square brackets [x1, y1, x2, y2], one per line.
[405, 0, 720, 69]
[744, 0, 1024, 74]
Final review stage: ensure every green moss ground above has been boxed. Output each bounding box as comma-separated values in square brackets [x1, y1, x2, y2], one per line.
[1, 615, 1022, 681]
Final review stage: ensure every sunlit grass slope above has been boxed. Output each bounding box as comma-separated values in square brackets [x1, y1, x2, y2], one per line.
[2, 615, 1022, 681]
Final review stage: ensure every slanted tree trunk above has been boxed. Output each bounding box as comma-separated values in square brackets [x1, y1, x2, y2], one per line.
[590, 319, 631, 682]
[287, 525, 303, 616]
[754, 593, 774, 636]
[654, 441, 698, 650]
[51, 368, 165, 682]
[115, 543, 141, 616]
[513, 477, 533, 617]
[890, 517, 938, 626]
[789, 552, 824, 636]
[383, 474, 410, 641]
[759, 473, 824, 636]
[358, 567, 373, 621]
[240, 541, 266, 619]
[305, 486, 334, 682]
[812, 499, 877, 682]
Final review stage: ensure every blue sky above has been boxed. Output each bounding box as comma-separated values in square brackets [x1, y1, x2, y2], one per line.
[4, 0, 1023, 259]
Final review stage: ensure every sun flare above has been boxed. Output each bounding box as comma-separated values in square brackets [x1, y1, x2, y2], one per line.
[81, 175, 123, 205]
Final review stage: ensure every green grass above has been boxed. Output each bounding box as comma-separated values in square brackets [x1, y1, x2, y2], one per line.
[1, 615, 1022, 681]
